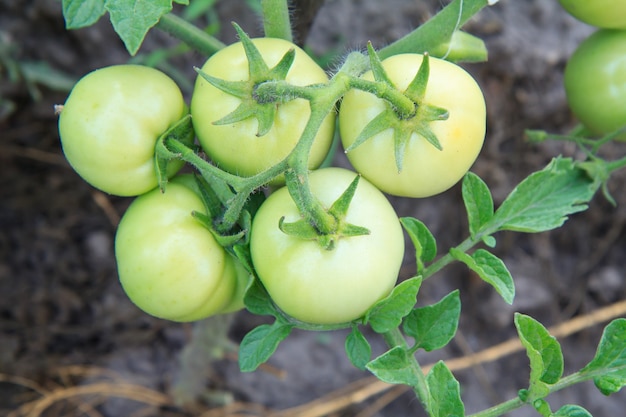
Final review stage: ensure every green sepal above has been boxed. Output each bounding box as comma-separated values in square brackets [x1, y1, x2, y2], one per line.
[194, 22, 297, 137]
[347, 49, 449, 172]
[154, 114, 195, 192]
[279, 174, 370, 250]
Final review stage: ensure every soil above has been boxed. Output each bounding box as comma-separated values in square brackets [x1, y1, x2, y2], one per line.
[2, 1, 626, 416]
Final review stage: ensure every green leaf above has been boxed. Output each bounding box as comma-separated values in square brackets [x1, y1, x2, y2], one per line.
[400, 217, 437, 274]
[451, 248, 515, 304]
[403, 290, 460, 352]
[366, 346, 419, 386]
[105, 0, 177, 55]
[462, 171, 494, 238]
[426, 361, 465, 417]
[553, 404, 593, 417]
[485, 157, 599, 234]
[378, 0, 489, 61]
[62, 0, 106, 28]
[515, 314, 564, 401]
[365, 277, 422, 333]
[581, 318, 626, 395]
[243, 278, 281, 318]
[238, 321, 293, 372]
[345, 326, 371, 370]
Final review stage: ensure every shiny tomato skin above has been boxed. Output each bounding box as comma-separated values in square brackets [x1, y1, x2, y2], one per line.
[58, 65, 187, 196]
[190, 38, 335, 182]
[115, 175, 249, 322]
[249, 168, 405, 325]
[564, 29, 626, 139]
[339, 54, 486, 198]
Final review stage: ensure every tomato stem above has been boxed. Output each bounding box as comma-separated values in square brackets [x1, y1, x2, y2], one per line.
[261, 0, 293, 42]
[156, 14, 225, 57]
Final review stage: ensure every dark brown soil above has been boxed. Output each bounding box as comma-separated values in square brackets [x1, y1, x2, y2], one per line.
[2, 1, 625, 416]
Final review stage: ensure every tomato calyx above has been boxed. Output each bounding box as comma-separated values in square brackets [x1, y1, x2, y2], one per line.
[345, 46, 449, 172]
[194, 23, 296, 137]
[279, 174, 370, 250]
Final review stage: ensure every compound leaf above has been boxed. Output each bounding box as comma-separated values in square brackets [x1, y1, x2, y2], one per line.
[485, 157, 599, 234]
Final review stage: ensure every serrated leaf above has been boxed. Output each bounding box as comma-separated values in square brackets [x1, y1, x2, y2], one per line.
[515, 314, 564, 400]
[62, 0, 106, 28]
[403, 290, 460, 352]
[345, 326, 371, 370]
[238, 321, 293, 372]
[451, 248, 515, 304]
[485, 157, 599, 234]
[365, 277, 422, 333]
[462, 171, 494, 238]
[553, 404, 593, 417]
[581, 318, 626, 395]
[400, 217, 437, 274]
[105, 0, 176, 55]
[366, 346, 418, 386]
[426, 361, 465, 417]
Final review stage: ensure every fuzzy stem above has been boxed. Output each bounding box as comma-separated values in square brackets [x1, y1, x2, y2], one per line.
[261, 0, 293, 42]
[156, 13, 225, 57]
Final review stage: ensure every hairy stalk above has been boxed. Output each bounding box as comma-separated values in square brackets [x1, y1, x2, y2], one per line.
[261, 0, 293, 42]
[156, 13, 225, 57]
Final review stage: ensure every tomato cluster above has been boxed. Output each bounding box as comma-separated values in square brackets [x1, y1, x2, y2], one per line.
[560, 1, 626, 139]
[57, 34, 486, 324]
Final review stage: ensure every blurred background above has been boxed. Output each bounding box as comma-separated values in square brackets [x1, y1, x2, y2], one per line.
[1, 0, 625, 416]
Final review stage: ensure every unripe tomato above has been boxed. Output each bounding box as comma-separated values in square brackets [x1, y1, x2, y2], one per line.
[558, 0, 626, 29]
[250, 168, 404, 325]
[190, 38, 335, 182]
[115, 175, 250, 322]
[58, 65, 188, 196]
[564, 29, 626, 139]
[339, 54, 486, 198]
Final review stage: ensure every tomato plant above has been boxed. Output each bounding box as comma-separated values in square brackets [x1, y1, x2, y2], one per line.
[558, 0, 626, 29]
[249, 168, 405, 325]
[339, 53, 486, 198]
[563, 29, 626, 139]
[57, 1, 626, 416]
[190, 37, 335, 182]
[115, 175, 250, 322]
[58, 65, 188, 196]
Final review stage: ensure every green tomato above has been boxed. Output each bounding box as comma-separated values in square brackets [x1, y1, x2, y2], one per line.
[249, 168, 404, 325]
[564, 29, 626, 139]
[190, 38, 335, 182]
[339, 54, 486, 198]
[559, 0, 626, 29]
[115, 175, 250, 322]
[58, 65, 187, 197]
